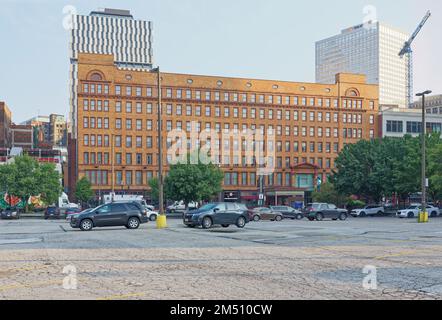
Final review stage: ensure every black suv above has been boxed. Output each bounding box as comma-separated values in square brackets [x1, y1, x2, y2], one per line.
[183, 202, 250, 229]
[70, 202, 148, 231]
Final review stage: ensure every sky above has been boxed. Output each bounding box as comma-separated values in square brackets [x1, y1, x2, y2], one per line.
[0, 0, 441, 123]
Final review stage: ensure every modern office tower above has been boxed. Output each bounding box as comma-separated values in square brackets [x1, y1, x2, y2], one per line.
[316, 21, 409, 108]
[69, 8, 154, 139]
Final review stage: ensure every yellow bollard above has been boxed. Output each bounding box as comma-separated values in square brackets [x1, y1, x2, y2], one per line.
[418, 211, 429, 223]
[156, 214, 167, 229]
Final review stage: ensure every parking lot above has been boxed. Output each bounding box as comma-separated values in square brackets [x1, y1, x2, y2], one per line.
[1, 216, 442, 300]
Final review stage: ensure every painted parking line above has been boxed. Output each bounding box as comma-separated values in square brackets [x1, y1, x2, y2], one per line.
[96, 292, 146, 300]
[3, 264, 51, 273]
[373, 249, 436, 261]
[0, 280, 60, 292]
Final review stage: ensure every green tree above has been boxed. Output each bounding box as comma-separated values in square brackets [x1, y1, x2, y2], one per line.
[428, 138, 442, 202]
[0, 155, 62, 211]
[7, 155, 40, 205]
[36, 163, 63, 205]
[148, 177, 159, 202]
[75, 177, 94, 206]
[164, 155, 223, 207]
[331, 139, 388, 203]
[312, 183, 347, 207]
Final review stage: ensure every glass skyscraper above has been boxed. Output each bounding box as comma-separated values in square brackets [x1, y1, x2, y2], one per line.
[316, 21, 409, 108]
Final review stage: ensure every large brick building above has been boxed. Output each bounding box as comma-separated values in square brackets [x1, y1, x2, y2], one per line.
[69, 53, 379, 205]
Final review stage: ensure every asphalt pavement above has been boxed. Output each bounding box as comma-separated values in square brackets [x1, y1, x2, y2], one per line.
[1, 216, 442, 300]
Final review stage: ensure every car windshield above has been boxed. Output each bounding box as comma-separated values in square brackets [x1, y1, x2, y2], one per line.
[199, 204, 217, 211]
[407, 206, 418, 210]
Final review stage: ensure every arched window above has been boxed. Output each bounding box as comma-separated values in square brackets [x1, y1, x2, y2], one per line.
[345, 88, 360, 97]
[90, 73, 103, 81]
[87, 70, 105, 81]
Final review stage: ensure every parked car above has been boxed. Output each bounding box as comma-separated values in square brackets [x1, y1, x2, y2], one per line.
[251, 207, 284, 222]
[167, 201, 198, 213]
[70, 202, 149, 231]
[397, 205, 440, 219]
[270, 206, 303, 220]
[351, 205, 385, 217]
[183, 203, 249, 229]
[1, 208, 20, 220]
[65, 207, 82, 220]
[66, 208, 91, 221]
[146, 207, 159, 221]
[304, 203, 348, 221]
[45, 206, 61, 220]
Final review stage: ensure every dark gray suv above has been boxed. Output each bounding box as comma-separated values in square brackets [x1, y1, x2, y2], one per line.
[183, 202, 250, 229]
[70, 202, 149, 231]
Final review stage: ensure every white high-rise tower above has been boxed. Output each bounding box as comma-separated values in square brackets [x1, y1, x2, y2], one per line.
[316, 21, 409, 108]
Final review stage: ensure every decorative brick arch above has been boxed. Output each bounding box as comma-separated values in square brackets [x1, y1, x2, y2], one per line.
[345, 88, 360, 97]
[87, 70, 106, 81]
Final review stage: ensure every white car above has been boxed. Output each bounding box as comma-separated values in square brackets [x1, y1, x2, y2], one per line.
[145, 208, 159, 221]
[351, 205, 385, 217]
[167, 201, 198, 213]
[397, 205, 440, 219]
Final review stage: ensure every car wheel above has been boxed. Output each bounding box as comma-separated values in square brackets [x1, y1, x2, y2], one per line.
[80, 219, 93, 231]
[377, 211, 384, 216]
[408, 212, 414, 219]
[431, 211, 437, 218]
[127, 217, 140, 230]
[222, 224, 230, 228]
[339, 213, 348, 221]
[315, 213, 324, 221]
[275, 215, 283, 222]
[236, 216, 246, 229]
[360, 212, 367, 218]
[296, 214, 303, 220]
[253, 215, 261, 222]
[202, 217, 213, 229]
[150, 214, 157, 222]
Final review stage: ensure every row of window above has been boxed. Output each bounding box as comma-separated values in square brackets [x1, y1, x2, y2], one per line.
[82, 99, 374, 123]
[224, 170, 332, 187]
[386, 121, 442, 134]
[82, 125, 371, 148]
[82, 150, 337, 168]
[82, 84, 375, 109]
[84, 166, 334, 187]
[82, 116, 369, 137]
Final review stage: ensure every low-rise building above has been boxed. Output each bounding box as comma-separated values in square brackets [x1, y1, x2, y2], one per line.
[49, 114, 67, 147]
[0, 102, 12, 149]
[412, 94, 442, 115]
[379, 105, 442, 138]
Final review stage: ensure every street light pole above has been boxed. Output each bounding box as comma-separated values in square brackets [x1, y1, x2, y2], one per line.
[416, 90, 432, 223]
[152, 66, 167, 228]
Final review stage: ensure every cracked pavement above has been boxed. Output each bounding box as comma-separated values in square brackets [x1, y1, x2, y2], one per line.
[0, 217, 442, 300]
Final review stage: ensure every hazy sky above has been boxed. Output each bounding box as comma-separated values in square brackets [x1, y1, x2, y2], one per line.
[0, 0, 441, 123]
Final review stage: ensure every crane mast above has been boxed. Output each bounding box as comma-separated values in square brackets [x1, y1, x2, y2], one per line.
[399, 11, 431, 107]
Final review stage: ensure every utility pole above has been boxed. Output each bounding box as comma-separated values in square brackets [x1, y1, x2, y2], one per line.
[111, 134, 115, 202]
[416, 90, 432, 223]
[152, 66, 167, 228]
